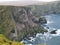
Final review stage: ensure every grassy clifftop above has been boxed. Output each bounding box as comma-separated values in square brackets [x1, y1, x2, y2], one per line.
[0, 34, 24, 45]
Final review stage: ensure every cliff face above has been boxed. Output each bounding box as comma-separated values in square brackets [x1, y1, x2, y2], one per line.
[8, 1, 60, 41]
[0, 6, 14, 36]
[0, 6, 47, 41]
[10, 7, 46, 41]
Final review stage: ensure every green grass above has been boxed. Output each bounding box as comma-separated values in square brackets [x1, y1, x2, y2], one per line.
[0, 34, 25, 45]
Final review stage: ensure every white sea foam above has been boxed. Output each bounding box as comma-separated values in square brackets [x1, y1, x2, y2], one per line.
[47, 20, 53, 24]
[21, 29, 60, 44]
[36, 33, 43, 37]
[44, 20, 53, 26]
[29, 37, 35, 42]
[42, 27, 60, 39]
[26, 44, 32, 45]
[56, 29, 60, 34]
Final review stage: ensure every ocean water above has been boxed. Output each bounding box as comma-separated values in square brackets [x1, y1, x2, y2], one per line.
[45, 14, 60, 29]
[22, 14, 60, 45]
[44, 14, 60, 45]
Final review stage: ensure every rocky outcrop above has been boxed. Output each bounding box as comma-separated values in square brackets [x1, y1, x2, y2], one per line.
[8, 6, 46, 41]
[50, 30, 57, 34]
[32, 16, 47, 24]
[39, 17, 47, 24]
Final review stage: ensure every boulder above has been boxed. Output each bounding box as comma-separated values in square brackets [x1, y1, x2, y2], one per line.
[50, 30, 57, 34]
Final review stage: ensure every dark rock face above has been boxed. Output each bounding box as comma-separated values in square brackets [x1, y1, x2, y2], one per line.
[8, 7, 46, 41]
[9, 33, 17, 41]
[39, 18, 47, 24]
[32, 18, 39, 23]
[50, 30, 57, 34]
[32, 17, 47, 24]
